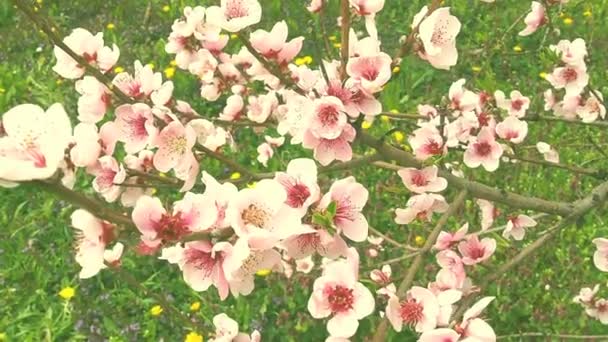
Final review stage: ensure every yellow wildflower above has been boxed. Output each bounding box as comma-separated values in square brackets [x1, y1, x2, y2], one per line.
[380, 115, 390, 123]
[106, 23, 115, 30]
[114, 66, 125, 73]
[190, 301, 201, 312]
[247, 182, 257, 189]
[361, 121, 372, 130]
[328, 35, 337, 41]
[539, 72, 548, 79]
[583, 10, 592, 17]
[150, 305, 163, 316]
[415, 236, 425, 246]
[256, 269, 271, 277]
[170, 60, 178, 67]
[0, 88, 5, 94]
[392, 66, 400, 74]
[471, 66, 481, 72]
[393, 131, 405, 143]
[563, 17, 573, 25]
[162, 5, 170, 12]
[58, 287, 75, 300]
[513, 45, 523, 53]
[333, 43, 342, 49]
[164, 66, 176, 79]
[147, 63, 155, 70]
[185, 332, 203, 342]
[230, 172, 241, 180]
[230, 34, 238, 40]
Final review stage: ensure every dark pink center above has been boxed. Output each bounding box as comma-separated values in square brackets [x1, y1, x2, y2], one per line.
[399, 299, 424, 325]
[326, 285, 355, 313]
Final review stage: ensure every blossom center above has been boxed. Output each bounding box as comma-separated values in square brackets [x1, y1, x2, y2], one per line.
[241, 204, 270, 228]
[360, 58, 380, 81]
[286, 182, 311, 208]
[474, 142, 492, 156]
[225, 0, 249, 19]
[157, 212, 191, 241]
[511, 99, 524, 111]
[399, 299, 424, 325]
[326, 285, 355, 313]
[318, 105, 340, 127]
[561, 67, 578, 82]
[411, 172, 429, 187]
[185, 248, 216, 276]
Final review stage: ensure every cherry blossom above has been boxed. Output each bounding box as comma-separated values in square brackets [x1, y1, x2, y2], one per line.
[307, 251, 374, 338]
[201, 171, 239, 230]
[518, 1, 545, 36]
[346, 48, 392, 94]
[550, 38, 587, 66]
[281, 224, 348, 260]
[92, 156, 126, 202]
[53, 28, 119, 79]
[456, 297, 496, 341]
[419, 329, 460, 342]
[536, 141, 560, 163]
[250, 21, 303, 65]
[209, 313, 262, 342]
[503, 214, 537, 241]
[309, 96, 348, 140]
[546, 64, 589, 96]
[397, 165, 447, 194]
[0, 103, 72, 182]
[477, 199, 499, 231]
[114, 103, 157, 154]
[112, 60, 162, 98]
[318, 176, 369, 242]
[188, 119, 229, 151]
[577, 92, 606, 123]
[448, 79, 479, 114]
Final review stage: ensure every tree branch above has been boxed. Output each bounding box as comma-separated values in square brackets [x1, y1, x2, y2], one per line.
[339, 0, 350, 80]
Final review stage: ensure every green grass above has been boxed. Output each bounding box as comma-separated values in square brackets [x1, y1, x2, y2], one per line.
[1, 0, 608, 341]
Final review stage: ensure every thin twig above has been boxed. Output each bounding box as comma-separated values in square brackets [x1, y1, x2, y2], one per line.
[497, 332, 608, 340]
[339, 0, 350, 80]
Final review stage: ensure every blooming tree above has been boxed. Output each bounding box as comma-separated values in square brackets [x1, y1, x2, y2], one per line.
[3, 0, 608, 340]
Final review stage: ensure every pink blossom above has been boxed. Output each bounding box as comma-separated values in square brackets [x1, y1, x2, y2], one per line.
[519, 1, 546, 36]
[296, 256, 315, 274]
[503, 214, 537, 240]
[256, 142, 273, 167]
[53, 28, 119, 79]
[303, 124, 356, 166]
[160, 241, 230, 299]
[112, 61, 162, 99]
[346, 51, 392, 94]
[457, 297, 496, 341]
[577, 92, 606, 123]
[370, 265, 392, 285]
[188, 119, 229, 151]
[220, 94, 245, 121]
[408, 125, 446, 160]
[494, 90, 530, 118]
[458, 235, 496, 265]
[70, 122, 119, 168]
[92, 156, 126, 202]
[386, 286, 439, 332]
[435, 223, 469, 250]
[209, 313, 262, 342]
[592, 238, 608, 272]
[307, 0, 324, 13]
[318, 176, 369, 242]
[132, 194, 218, 243]
[550, 38, 587, 66]
[207, 0, 262, 33]
[275, 158, 321, 215]
[449, 79, 479, 114]
[397, 165, 447, 193]
[349, 0, 385, 16]
[417, 7, 461, 70]
[75, 76, 111, 123]
[477, 199, 499, 231]
[307, 253, 374, 338]
[152, 121, 196, 173]
[70, 209, 117, 278]
[223, 238, 282, 297]
[395, 193, 448, 224]
[281, 225, 348, 259]
[247, 92, 278, 123]
[589, 299, 608, 324]
[573, 284, 599, 304]
[188, 49, 218, 82]
[310, 96, 348, 139]
[115, 103, 157, 154]
[0, 103, 72, 182]
[201, 171, 239, 230]
[436, 250, 466, 287]
[419, 329, 460, 342]
[250, 21, 303, 65]
[463, 127, 503, 172]
[228, 179, 302, 250]
[324, 78, 382, 118]
[495, 116, 528, 144]
[536, 141, 559, 163]
[546, 64, 589, 96]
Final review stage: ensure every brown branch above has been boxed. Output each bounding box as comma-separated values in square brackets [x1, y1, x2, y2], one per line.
[506, 153, 602, 178]
[339, 0, 350, 80]
[497, 333, 608, 340]
[359, 131, 576, 216]
[368, 225, 418, 251]
[372, 190, 468, 342]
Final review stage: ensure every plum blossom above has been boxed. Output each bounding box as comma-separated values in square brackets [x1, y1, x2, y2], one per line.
[318, 176, 369, 242]
[573, 284, 599, 304]
[0, 103, 72, 182]
[228, 179, 302, 250]
[247, 92, 278, 123]
[494, 90, 530, 118]
[70, 209, 117, 279]
[519, 1, 545, 36]
[395, 193, 448, 224]
[463, 127, 503, 172]
[415, 7, 461, 70]
[503, 214, 537, 241]
[550, 38, 587, 66]
[153, 121, 196, 173]
[495, 116, 528, 144]
[386, 286, 439, 333]
[274, 158, 321, 216]
[435, 223, 469, 250]
[307, 250, 374, 338]
[220, 94, 245, 121]
[207, 0, 262, 33]
[256, 143, 274, 167]
[458, 235, 496, 265]
[303, 124, 357, 166]
[160, 241, 231, 299]
[349, 0, 385, 39]
[296, 256, 315, 274]
[132, 194, 218, 244]
[592, 238, 608, 272]
[397, 165, 447, 193]
[53, 28, 119, 79]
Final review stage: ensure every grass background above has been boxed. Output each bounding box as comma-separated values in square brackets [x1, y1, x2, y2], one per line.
[1, 0, 608, 341]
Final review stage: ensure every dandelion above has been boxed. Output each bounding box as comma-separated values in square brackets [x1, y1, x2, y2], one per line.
[56, 79, 63, 85]
[114, 66, 125, 73]
[106, 23, 115, 30]
[164, 66, 176, 79]
[256, 269, 271, 277]
[513, 45, 523, 53]
[415, 235, 425, 246]
[361, 121, 372, 129]
[563, 17, 573, 25]
[295, 58, 307, 66]
[150, 305, 163, 316]
[184, 332, 203, 342]
[58, 286, 75, 300]
[170, 60, 177, 67]
[230, 172, 241, 180]
[162, 5, 170, 12]
[539, 72, 548, 79]
[392, 66, 400, 74]
[190, 301, 201, 311]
